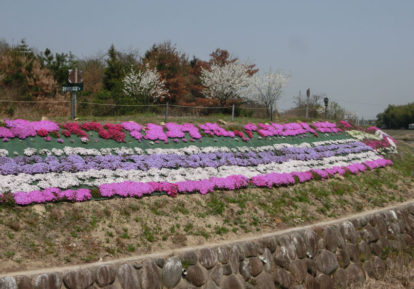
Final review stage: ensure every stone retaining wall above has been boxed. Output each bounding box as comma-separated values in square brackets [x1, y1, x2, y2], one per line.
[2, 201, 414, 289]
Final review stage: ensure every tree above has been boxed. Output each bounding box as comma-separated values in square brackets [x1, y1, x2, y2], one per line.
[122, 65, 169, 104]
[208, 48, 258, 75]
[77, 55, 105, 94]
[327, 101, 345, 120]
[40, 48, 76, 86]
[103, 45, 125, 91]
[291, 93, 323, 118]
[142, 41, 190, 103]
[0, 41, 56, 99]
[200, 61, 252, 106]
[245, 70, 289, 116]
[377, 103, 414, 128]
[209, 48, 235, 66]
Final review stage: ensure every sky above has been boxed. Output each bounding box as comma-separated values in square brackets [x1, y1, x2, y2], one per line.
[1, 0, 413, 119]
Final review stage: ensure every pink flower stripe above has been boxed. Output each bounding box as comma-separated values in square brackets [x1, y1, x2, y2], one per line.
[199, 122, 235, 137]
[165, 123, 202, 139]
[1, 119, 354, 143]
[252, 122, 318, 137]
[339, 120, 353, 129]
[363, 135, 396, 150]
[10, 158, 392, 205]
[143, 123, 168, 141]
[13, 188, 91, 205]
[121, 121, 143, 141]
[312, 121, 342, 133]
[2, 119, 59, 139]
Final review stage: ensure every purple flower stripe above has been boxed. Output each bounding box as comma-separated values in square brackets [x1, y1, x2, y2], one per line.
[0, 141, 372, 175]
[11, 158, 392, 205]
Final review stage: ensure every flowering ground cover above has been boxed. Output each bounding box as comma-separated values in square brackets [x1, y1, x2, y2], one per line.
[0, 119, 397, 206]
[0, 124, 412, 272]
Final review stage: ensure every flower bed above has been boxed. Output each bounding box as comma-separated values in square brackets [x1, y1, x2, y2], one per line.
[0, 119, 396, 205]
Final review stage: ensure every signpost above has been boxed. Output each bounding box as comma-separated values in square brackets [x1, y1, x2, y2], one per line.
[305, 88, 310, 119]
[324, 97, 329, 119]
[62, 69, 83, 120]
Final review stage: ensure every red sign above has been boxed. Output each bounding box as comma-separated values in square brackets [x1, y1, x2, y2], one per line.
[68, 69, 83, 84]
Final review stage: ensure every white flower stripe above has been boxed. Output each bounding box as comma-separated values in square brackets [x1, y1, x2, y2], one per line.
[21, 138, 359, 157]
[1, 151, 381, 194]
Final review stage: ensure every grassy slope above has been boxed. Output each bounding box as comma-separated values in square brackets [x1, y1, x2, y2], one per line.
[0, 131, 413, 273]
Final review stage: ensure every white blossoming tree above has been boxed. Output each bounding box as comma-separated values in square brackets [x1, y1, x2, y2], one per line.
[200, 61, 251, 106]
[245, 70, 289, 117]
[122, 65, 169, 104]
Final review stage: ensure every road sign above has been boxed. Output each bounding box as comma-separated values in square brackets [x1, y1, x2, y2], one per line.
[68, 69, 83, 84]
[62, 86, 82, 92]
[65, 68, 83, 121]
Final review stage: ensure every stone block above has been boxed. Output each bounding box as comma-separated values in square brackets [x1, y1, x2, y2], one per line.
[304, 274, 319, 289]
[340, 221, 358, 244]
[16, 276, 32, 289]
[179, 251, 198, 266]
[358, 240, 371, 262]
[315, 274, 333, 289]
[304, 229, 319, 258]
[363, 256, 386, 280]
[274, 246, 290, 269]
[199, 248, 218, 269]
[185, 264, 207, 287]
[217, 246, 231, 264]
[371, 214, 388, 236]
[345, 263, 365, 287]
[239, 260, 251, 281]
[323, 225, 344, 252]
[162, 257, 182, 288]
[117, 264, 140, 289]
[209, 265, 223, 286]
[0, 277, 17, 289]
[336, 248, 350, 268]
[96, 265, 116, 287]
[63, 269, 94, 289]
[33, 273, 62, 289]
[140, 260, 161, 289]
[248, 257, 263, 277]
[221, 275, 244, 289]
[306, 259, 318, 277]
[315, 249, 339, 275]
[292, 233, 306, 259]
[255, 272, 275, 289]
[346, 243, 360, 263]
[361, 224, 379, 243]
[223, 264, 232, 275]
[262, 248, 273, 272]
[289, 259, 307, 284]
[333, 268, 347, 289]
[273, 268, 291, 289]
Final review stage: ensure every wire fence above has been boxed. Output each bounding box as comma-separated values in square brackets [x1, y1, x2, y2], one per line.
[0, 98, 372, 124]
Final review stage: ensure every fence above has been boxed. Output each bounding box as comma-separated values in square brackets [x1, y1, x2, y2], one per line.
[0, 98, 272, 122]
[0, 98, 358, 123]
